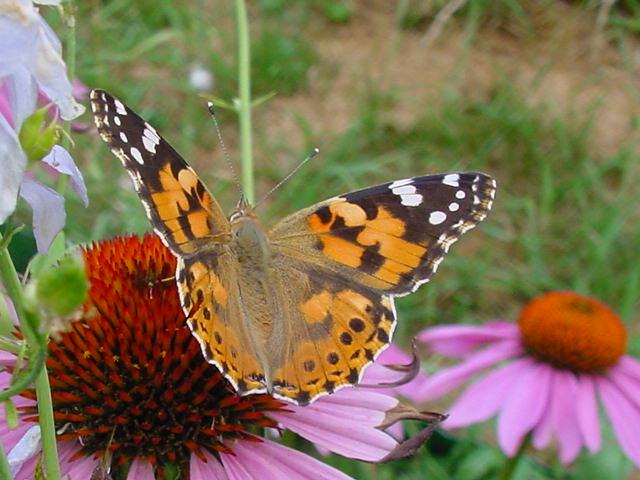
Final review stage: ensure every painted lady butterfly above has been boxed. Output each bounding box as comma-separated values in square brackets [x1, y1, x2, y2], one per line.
[91, 89, 496, 405]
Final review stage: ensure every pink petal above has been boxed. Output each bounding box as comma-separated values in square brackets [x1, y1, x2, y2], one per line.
[597, 377, 640, 469]
[8, 425, 40, 477]
[19, 176, 65, 254]
[0, 349, 16, 366]
[412, 339, 522, 401]
[58, 441, 100, 480]
[445, 359, 524, 428]
[221, 438, 353, 480]
[576, 374, 601, 453]
[41, 145, 88, 206]
[417, 321, 520, 357]
[4, 67, 38, 129]
[190, 450, 229, 480]
[615, 356, 640, 382]
[127, 457, 155, 479]
[608, 362, 640, 412]
[532, 369, 582, 464]
[272, 388, 397, 461]
[0, 421, 32, 453]
[552, 370, 583, 463]
[497, 360, 552, 456]
[360, 343, 429, 401]
[0, 113, 26, 223]
[13, 455, 39, 480]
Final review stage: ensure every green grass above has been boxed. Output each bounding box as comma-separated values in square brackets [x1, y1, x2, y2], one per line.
[14, 1, 640, 479]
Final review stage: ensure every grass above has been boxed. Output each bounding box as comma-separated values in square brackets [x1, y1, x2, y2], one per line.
[18, 1, 640, 478]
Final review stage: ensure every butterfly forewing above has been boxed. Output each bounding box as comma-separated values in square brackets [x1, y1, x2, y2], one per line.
[271, 173, 496, 296]
[90, 89, 229, 256]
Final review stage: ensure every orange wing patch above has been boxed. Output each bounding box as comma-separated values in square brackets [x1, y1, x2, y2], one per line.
[178, 257, 265, 395]
[308, 200, 427, 287]
[271, 285, 396, 405]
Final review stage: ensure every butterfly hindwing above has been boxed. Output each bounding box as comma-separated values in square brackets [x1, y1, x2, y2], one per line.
[90, 89, 229, 256]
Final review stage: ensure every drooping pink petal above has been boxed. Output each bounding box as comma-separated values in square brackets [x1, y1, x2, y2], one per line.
[0, 1, 83, 120]
[417, 321, 520, 357]
[597, 377, 640, 468]
[0, 113, 27, 223]
[575, 374, 601, 453]
[0, 350, 15, 366]
[7, 425, 40, 477]
[13, 454, 39, 480]
[609, 361, 640, 412]
[190, 450, 229, 480]
[615, 356, 640, 382]
[0, 422, 33, 465]
[58, 441, 100, 480]
[497, 360, 552, 456]
[221, 438, 353, 480]
[4, 66, 38, 129]
[41, 145, 89, 206]
[272, 388, 397, 461]
[549, 370, 582, 463]
[19, 176, 65, 253]
[412, 339, 522, 401]
[445, 359, 522, 428]
[126, 457, 155, 479]
[0, 80, 11, 125]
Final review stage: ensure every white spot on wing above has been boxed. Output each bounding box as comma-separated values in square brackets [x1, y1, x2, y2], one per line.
[119, 132, 128, 143]
[443, 174, 460, 187]
[429, 210, 447, 225]
[114, 99, 127, 115]
[113, 116, 121, 126]
[142, 136, 157, 153]
[389, 178, 413, 189]
[448, 202, 459, 212]
[130, 147, 144, 164]
[392, 184, 416, 195]
[401, 194, 423, 206]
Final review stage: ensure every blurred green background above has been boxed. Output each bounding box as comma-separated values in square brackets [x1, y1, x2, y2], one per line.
[29, 1, 640, 478]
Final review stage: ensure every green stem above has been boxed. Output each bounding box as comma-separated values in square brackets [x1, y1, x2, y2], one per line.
[36, 367, 61, 480]
[0, 439, 12, 480]
[499, 435, 530, 480]
[234, 0, 255, 204]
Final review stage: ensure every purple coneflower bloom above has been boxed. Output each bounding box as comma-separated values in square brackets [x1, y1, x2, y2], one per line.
[413, 291, 640, 468]
[1, 235, 439, 479]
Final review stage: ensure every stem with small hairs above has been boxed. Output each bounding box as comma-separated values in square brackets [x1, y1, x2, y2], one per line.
[234, 0, 255, 204]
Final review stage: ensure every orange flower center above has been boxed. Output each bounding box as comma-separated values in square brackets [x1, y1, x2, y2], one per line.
[518, 291, 626, 372]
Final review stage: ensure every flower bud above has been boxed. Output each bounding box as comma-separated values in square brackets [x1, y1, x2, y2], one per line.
[18, 107, 61, 163]
[33, 253, 88, 318]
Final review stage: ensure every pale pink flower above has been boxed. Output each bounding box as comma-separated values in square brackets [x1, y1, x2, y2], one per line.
[0, 0, 86, 233]
[413, 291, 640, 468]
[2, 235, 440, 479]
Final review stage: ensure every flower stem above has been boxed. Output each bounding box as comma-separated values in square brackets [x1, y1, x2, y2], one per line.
[234, 0, 255, 204]
[0, 440, 12, 480]
[0, 237, 58, 478]
[499, 435, 530, 480]
[36, 368, 61, 480]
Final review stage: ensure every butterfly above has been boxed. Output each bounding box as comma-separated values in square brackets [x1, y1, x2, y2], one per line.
[90, 89, 496, 406]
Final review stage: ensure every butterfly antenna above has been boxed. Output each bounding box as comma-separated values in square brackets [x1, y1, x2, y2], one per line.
[255, 147, 320, 209]
[207, 102, 242, 196]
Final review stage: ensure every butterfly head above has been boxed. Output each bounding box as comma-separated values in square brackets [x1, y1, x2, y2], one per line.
[229, 194, 256, 223]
